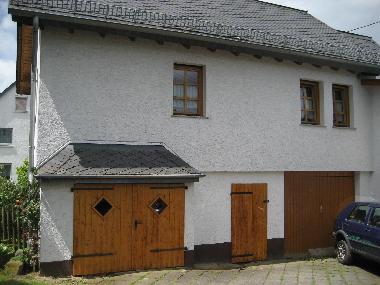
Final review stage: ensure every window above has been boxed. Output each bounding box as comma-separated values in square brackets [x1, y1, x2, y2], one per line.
[0, 164, 11, 179]
[369, 208, 380, 228]
[0, 129, 12, 144]
[332, 85, 350, 127]
[173, 64, 203, 116]
[15, 97, 27, 112]
[300, 80, 320, 125]
[348, 205, 370, 224]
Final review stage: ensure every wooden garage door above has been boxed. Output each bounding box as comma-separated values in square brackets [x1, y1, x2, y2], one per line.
[284, 172, 354, 254]
[231, 184, 268, 263]
[73, 184, 184, 276]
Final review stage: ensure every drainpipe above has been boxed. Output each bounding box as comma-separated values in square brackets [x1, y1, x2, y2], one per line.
[29, 16, 39, 181]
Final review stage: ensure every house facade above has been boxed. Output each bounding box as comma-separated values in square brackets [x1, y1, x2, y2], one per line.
[0, 82, 29, 180]
[8, 0, 380, 276]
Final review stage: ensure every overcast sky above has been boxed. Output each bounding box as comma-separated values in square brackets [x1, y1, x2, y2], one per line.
[0, 0, 379, 91]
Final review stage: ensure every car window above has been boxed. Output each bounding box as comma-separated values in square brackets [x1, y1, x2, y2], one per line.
[347, 205, 370, 223]
[369, 208, 380, 228]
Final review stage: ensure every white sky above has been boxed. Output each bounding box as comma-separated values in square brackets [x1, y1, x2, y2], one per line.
[0, 0, 380, 91]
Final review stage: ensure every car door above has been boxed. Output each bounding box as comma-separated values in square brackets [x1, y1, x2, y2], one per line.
[364, 207, 380, 258]
[342, 204, 370, 253]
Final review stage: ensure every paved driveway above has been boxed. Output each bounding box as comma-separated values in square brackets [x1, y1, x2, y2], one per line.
[50, 258, 380, 285]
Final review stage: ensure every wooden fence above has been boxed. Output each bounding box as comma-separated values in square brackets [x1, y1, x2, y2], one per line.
[0, 206, 29, 249]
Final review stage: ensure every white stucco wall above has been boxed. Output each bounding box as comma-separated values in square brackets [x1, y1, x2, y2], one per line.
[37, 26, 373, 173]
[0, 84, 30, 179]
[40, 180, 74, 262]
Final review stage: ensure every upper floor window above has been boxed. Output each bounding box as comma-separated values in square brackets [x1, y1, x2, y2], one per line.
[0, 128, 12, 144]
[173, 64, 203, 116]
[332, 85, 350, 127]
[15, 97, 28, 112]
[0, 164, 11, 180]
[300, 80, 320, 125]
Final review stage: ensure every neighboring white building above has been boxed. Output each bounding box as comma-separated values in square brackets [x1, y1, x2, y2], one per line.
[8, 0, 380, 277]
[0, 82, 29, 180]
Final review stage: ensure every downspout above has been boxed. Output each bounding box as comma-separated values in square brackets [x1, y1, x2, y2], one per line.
[29, 16, 39, 181]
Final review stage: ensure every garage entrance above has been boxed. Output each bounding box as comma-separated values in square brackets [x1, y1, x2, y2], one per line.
[72, 184, 185, 276]
[284, 172, 354, 254]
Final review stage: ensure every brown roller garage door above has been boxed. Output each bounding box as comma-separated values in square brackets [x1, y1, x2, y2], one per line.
[284, 172, 355, 254]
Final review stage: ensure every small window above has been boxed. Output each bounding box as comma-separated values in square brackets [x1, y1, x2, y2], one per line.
[15, 97, 28, 112]
[173, 64, 203, 116]
[300, 80, 320, 125]
[369, 208, 380, 228]
[332, 85, 350, 127]
[0, 129, 12, 144]
[347, 205, 370, 224]
[0, 164, 11, 179]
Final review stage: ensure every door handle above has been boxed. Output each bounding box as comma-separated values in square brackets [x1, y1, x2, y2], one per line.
[134, 219, 142, 229]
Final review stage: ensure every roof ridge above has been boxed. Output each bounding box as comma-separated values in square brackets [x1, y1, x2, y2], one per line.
[337, 30, 373, 40]
[254, 0, 308, 14]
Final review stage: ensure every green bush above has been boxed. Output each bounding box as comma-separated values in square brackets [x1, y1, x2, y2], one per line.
[0, 243, 15, 268]
[0, 160, 40, 270]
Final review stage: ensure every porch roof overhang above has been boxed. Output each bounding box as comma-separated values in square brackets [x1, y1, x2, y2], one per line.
[36, 142, 204, 183]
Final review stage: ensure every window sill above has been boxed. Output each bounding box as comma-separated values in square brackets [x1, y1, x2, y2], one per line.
[0, 144, 14, 148]
[332, 126, 356, 130]
[300, 124, 326, 128]
[14, 110, 28, 113]
[171, 115, 209, 119]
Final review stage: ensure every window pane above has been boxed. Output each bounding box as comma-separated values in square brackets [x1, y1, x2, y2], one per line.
[15, 97, 27, 112]
[174, 69, 185, 84]
[186, 101, 198, 114]
[186, 86, 198, 99]
[348, 205, 369, 223]
[307, 111, 315, 121]
[306, 99, 314, 110]
[300, 87, 304, 98]
[370, 208, 380, 228]
[0, 129, 12, 144]
[173, 100, 185, 113]
[187, 70, 198, 85]
[334, 90, 343, 101]
[300, 99, 305, 110]
[174, 85, 184, 98]
[0, 164, 11, 179]
[306, 87, 313, 98]
[335, 102, 344, 113]
[335, 114, 344, 124]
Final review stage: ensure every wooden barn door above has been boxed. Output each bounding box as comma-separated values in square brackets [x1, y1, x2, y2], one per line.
[73, 184, 185, 276]
[285, 172, 354, 254]
[132, 185, 185, 270]
[73, 184, 133, 276]
[231, 184, 268, 263]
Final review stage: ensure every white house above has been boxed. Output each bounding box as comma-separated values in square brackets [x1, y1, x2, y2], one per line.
[0, 82, 29, 180]
[8, 0, 380, 276]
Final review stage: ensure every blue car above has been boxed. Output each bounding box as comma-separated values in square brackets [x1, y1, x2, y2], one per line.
[333, 202, 380, 264]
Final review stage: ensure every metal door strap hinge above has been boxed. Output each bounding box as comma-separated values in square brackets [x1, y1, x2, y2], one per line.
[72, 252, 114, 258]
[230, 192, 253, 195]
[150, 247, 187, 253]
[232, 253, 254, 258]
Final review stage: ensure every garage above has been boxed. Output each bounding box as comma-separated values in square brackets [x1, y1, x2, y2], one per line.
[284, 172, 355, 254]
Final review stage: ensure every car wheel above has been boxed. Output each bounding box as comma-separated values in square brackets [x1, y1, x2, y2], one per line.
[336, 239, 353, 265]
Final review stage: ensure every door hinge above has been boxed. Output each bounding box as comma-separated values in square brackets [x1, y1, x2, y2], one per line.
[150, 247, 187, 253]
[263, 200, 269, 203]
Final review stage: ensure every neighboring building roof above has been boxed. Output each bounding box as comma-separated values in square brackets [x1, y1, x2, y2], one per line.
[0, 82, 16, 98]
[37, 142, 203, 180]
[8, 0, 380, 71]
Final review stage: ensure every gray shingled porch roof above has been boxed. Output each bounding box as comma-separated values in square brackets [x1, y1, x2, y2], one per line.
[37, 143, 203, 179]
[8, 0, 380, 73]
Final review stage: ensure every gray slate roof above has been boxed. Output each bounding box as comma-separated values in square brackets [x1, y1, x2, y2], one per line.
[37, 143, 203, 178]
[0, 82, 16, 98]
[9, 0, 380, 68]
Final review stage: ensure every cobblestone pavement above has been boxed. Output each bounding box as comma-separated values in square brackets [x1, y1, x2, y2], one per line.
[49, 258, 380, 285]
